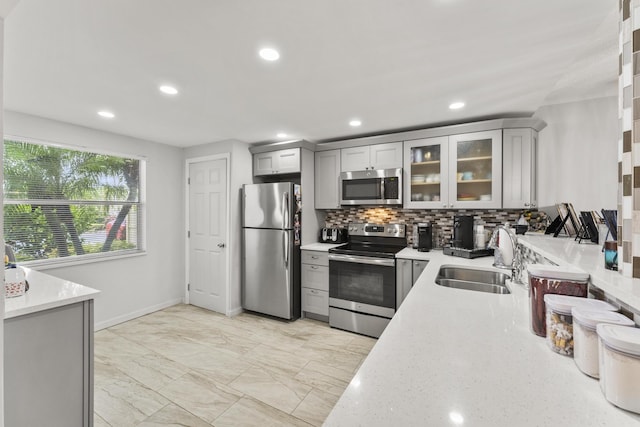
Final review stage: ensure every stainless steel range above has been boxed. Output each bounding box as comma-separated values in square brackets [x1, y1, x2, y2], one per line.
[328, 223, 406, 338]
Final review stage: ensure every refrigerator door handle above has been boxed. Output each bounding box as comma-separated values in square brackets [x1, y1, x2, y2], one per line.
[283, 230, 289, 267]
[282, 192, 290, 229]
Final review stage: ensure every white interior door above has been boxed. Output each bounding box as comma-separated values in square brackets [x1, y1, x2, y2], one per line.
[188, 158, 228, 313]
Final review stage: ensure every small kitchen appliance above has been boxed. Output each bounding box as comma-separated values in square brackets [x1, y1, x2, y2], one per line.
[444, 215, 493, 259]
[319, 227, 348, 243]
[453, 215, 474, 249]
[328, 223, 406, 338]
[415, 222, 432, 252]
[339, 168, 402, 205]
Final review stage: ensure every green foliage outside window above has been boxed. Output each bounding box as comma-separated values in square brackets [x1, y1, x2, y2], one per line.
[3, 139, 142, 262]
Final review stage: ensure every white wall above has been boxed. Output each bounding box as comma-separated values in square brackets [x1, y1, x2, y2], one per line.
[184, 139, 253, 315]
[4, 111, 185, 329]
[534, 96, 617, 211]
[0, 16, 5, 427]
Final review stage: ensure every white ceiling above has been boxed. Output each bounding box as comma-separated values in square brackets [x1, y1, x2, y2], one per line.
[4, 0, 618, 147]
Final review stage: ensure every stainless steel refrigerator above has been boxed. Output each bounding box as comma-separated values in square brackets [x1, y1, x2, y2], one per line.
[242, 182, 301, 320]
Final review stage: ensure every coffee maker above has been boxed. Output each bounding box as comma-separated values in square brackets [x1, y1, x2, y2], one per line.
[414, 222, 432, 252]
[452, 215, 474, 250]
[444, 215, 494, 259]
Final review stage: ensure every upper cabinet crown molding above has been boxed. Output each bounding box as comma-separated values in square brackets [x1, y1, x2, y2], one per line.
[249, 139, 316, 154]
[316, 118, 545, 152]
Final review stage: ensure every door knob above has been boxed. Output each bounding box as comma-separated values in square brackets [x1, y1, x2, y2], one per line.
[217, 243, 225, 248]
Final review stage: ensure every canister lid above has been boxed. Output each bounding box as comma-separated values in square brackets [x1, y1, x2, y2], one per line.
[572, 307, 634, 330]
[543, 294, 614, 315]
[527, 264, 589, 282]
[597, 323, 640, 356]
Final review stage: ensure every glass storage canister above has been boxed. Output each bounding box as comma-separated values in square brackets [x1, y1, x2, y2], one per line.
[572, 308, 634, 378]
[543, 295, 615, 356]
[528, 265, 589, 337]
[597, 324, 640, 414]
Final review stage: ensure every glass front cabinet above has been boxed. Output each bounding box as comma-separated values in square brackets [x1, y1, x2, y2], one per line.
[404, 130, 502, 209]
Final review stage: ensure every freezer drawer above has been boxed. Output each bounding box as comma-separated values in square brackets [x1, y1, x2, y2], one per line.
[242, 228, 299, 319]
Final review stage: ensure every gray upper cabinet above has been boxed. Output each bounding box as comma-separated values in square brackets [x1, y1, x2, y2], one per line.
[503, 128, 537, 209]
[448, 130, 502, 209]
[253, 148, 301, 176]
[341, 142, 403, 172]
[404, 130, 502, 209]
[315, 149, 341, 209]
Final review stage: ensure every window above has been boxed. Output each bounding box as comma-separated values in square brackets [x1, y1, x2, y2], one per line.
[3, 138, 145, 264]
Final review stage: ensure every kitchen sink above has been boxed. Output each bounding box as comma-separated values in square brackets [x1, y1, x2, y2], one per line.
[435, 265, 511, 294]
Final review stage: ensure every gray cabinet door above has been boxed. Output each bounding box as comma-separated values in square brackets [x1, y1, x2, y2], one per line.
[5, 301, 92, 427]
[412, 260, 429, 284]
[396, 258, 413, 308]
[315, 150, 341, 209]
[503, 128, 536, 209]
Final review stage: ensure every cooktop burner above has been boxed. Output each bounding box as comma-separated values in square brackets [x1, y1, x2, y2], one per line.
[328, 223, 406, 258]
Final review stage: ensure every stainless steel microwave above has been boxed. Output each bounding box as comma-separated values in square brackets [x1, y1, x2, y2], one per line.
[340, 168, 402, 205]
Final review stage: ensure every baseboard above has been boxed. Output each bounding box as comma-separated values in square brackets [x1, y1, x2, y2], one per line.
[94, 297, 184, 331]
[227, 306, 243, 317]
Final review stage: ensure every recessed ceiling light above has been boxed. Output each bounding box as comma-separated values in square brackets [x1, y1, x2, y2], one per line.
[277, 132, 288, 138]
[259, 48, 280, 61]
[449, 102, 465, 110]
[159, 85, 178, 95]
[349, 119, 362, 127]
[97, 110, 115, 119]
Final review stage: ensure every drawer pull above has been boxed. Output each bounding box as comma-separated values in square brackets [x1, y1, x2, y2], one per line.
[310, 289, 318, 294]
[311, 256, 319, 259]
[310, 266, 319, 269]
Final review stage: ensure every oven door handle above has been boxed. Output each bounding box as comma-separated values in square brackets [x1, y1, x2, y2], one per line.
[328, 253, 395, 267]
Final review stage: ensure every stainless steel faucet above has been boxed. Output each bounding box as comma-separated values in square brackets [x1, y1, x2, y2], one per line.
[488, 225, 518, 271]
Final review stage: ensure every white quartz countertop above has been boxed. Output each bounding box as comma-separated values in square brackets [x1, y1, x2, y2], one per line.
[300, 243, 345, 252]
[5, 267, 100, 319]
[518, 233, 640, 312]
[324, 248, 640, 426]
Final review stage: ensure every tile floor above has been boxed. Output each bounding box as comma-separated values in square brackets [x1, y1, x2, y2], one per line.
[94, 304, 376, 426]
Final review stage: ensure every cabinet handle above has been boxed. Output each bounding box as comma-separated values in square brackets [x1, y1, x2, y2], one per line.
[310, 289, 318, 294]
[443, 204, 447, 208]
[449, 204, 454, 208]
[311, 256, 318, 259]
[524, 203, 530, 207]
[310, 266, 319, 269]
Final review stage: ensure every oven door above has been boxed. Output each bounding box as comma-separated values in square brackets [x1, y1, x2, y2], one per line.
[328, 254, 396, 318]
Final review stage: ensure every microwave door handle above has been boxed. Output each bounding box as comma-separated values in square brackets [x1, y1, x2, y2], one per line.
[380, 179, 385, 199]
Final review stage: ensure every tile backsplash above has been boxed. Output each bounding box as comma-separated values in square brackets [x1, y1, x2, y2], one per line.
[322, 207, 523, 246]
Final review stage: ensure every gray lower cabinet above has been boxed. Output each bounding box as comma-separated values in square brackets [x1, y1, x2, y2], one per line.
[301, 250, 329, 321]
[396, 259, 429, 308]
[5, 300, 94, 427]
